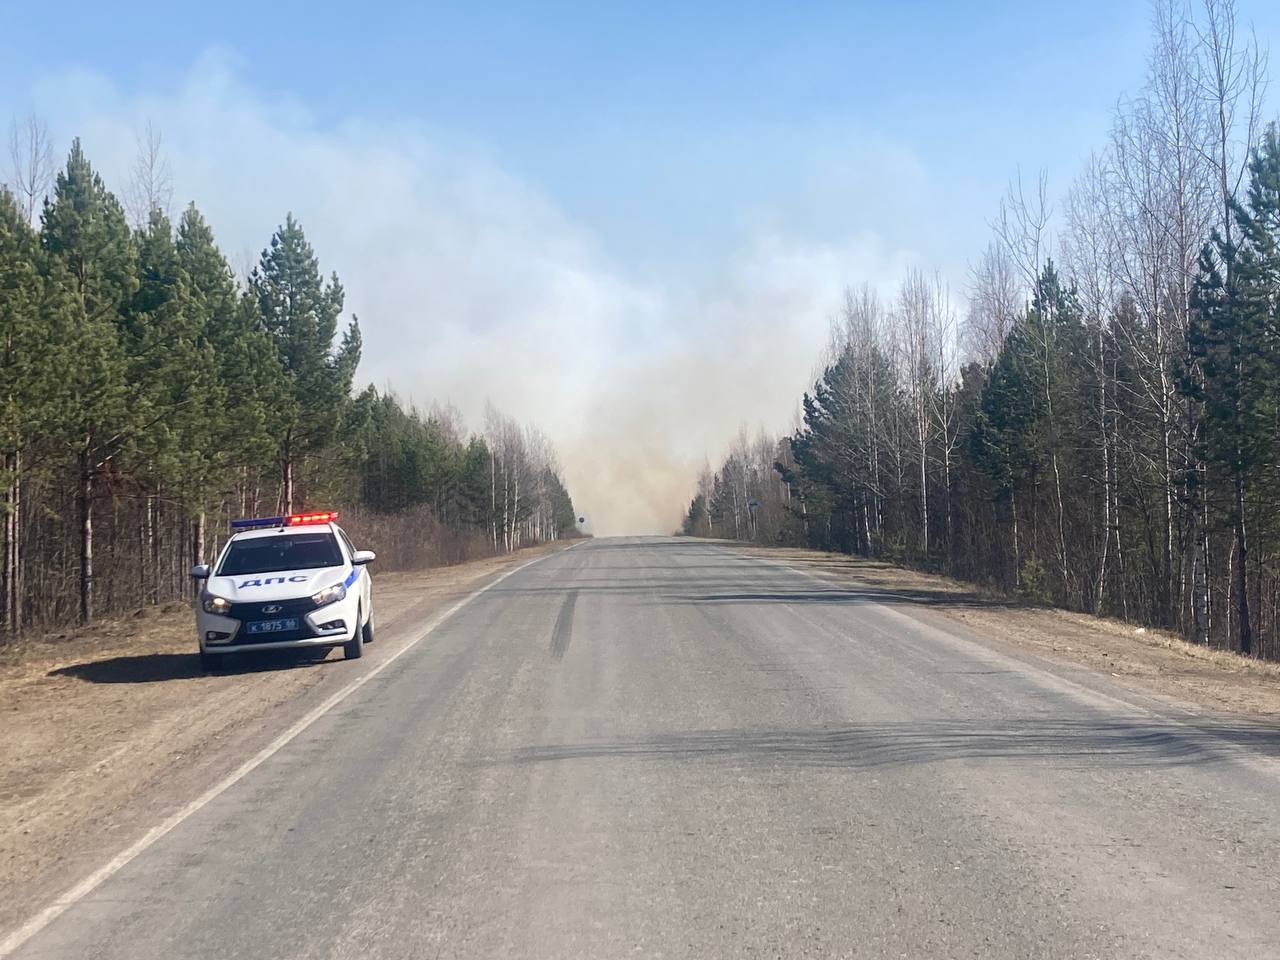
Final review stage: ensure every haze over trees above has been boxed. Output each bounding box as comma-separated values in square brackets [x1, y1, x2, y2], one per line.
[684, 0, 1280, 660]
[0, 136, 577, 636]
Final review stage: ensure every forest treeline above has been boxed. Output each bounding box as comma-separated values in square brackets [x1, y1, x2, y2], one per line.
[683, 0, 1280, 659]
[0, 137, 577, 636]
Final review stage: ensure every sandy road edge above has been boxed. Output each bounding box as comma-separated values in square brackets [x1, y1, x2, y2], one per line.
[0, 541, 580, 957]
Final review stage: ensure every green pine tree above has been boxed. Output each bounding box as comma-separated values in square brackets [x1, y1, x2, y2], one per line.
[968, 263, 1088, 601]
[250, 214, 361, 512]
[40, 140, 136, 623]
[1189, 125, 1280, 656]
[455, 436, 494, 531]
[681, 493, 708, 537]
[177, 203, 282, 537]
[126, 208, 231, 583]
[0, 189, 80, 632]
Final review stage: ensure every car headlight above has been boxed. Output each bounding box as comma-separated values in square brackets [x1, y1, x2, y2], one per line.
[202, 594, 231, 615]
[312, 582, 347, 607]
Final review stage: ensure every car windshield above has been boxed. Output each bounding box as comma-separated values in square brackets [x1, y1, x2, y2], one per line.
[217, 533, 344, 576]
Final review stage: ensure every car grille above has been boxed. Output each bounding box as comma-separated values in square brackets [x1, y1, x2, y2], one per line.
[226, 597, 319, 645]
[227, 597, 315, 620]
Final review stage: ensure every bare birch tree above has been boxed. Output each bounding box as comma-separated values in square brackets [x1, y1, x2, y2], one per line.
[1063, 153, 1122, 615]
[6, 113, 53, 225]
[963, 242, 1022, 365]
[127, 120, 173, 227]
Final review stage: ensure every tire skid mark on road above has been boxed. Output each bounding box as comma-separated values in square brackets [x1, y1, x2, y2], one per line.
[550, 589, 579, 661]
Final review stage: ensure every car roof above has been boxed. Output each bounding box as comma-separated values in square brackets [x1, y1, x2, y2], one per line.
[228, 523, 341, 543]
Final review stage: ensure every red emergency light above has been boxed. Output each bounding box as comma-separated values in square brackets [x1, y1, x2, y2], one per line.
[286, 511, 339, 526]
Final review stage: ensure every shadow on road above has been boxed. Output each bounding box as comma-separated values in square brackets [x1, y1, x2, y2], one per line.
[572, 539, 698, 552]
[668, 588, 1014, 610]
[506, 718, 1280, 771]
[491, 581, 1010, 611]
[49, 648, 331, 683]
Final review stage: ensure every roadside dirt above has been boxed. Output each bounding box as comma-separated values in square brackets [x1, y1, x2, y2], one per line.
[0, 542, 571, 933]
[742, 546, 1280, 721]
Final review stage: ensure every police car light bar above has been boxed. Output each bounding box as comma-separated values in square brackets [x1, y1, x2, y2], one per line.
[229, 512, 338, 530]
[287, 511, 339, 526]
[230, 516, 285, 530]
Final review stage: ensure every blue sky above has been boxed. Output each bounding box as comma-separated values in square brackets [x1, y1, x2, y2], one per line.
[7, 1, 1240, 273]
[4, 2, 1279, 532]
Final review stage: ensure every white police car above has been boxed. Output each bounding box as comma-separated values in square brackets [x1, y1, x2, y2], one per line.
[190, 512, 376, 671]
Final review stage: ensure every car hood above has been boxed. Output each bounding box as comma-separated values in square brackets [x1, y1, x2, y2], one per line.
[206, 566, 354, 604]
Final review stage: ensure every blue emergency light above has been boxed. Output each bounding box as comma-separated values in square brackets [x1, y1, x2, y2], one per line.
[230, 516, 285, 530]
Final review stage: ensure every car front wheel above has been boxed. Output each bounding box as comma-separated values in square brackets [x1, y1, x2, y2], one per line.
[343, 609, 364, 660]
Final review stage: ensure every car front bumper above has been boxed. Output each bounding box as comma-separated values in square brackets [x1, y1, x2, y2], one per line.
[198, 632, 354, 656]
[197, 595, 360, 654]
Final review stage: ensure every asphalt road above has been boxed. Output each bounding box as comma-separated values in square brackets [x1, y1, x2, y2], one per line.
[11, 537, 1280, 959]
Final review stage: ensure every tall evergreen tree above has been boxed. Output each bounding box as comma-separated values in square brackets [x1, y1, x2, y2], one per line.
[1190, 126, 1280, 655]
[250, 214, 361, 512]
[129, 211, 217, 479]
[177, 204, 281, 557]
[0, 190, 78, 632]
[969, 263, 1087, 601]
[455, 436, 494, 530]
[40, 140, 135, 623]
[127, 209, 229, 589]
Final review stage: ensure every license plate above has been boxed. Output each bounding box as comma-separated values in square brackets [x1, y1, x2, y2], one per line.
[246, 618, 299, 634]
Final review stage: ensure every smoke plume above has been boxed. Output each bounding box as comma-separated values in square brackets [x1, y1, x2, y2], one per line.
[14, 54, 922, 533]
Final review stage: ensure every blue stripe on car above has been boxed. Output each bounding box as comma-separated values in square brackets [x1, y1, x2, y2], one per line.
[344, 567, 361, 588]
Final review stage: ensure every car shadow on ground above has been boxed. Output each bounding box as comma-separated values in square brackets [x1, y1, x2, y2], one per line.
[49, 648, 333, 683]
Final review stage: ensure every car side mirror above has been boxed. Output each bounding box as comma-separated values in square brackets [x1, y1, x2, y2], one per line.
[190, 564, 211, 580]
[352, 550, 376, 565]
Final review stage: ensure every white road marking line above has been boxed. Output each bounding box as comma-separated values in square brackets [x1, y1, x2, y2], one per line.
[0, 543, 578, 959]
